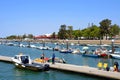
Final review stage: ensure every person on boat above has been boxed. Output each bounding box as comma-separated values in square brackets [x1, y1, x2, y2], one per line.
[40, 53, 45, 59]
[40, 53, 45, 63]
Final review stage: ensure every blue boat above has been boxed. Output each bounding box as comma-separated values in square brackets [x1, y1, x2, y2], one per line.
[82, 54, 99, 58]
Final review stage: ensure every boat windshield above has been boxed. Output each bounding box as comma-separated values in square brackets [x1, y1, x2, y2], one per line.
[21, 56, 29, 64]
[14, 56, 18, 59]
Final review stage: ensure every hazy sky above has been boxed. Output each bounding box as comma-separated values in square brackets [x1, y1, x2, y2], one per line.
[0, 0, 120, 37]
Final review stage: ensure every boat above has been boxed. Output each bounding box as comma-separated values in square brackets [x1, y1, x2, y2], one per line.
[82, 53, 99, 58]
[60, 48, 73, 53]
[81, 46, 99, 58]
[82, 46, 89, 50]
[82, 50, 99, 58]
[94, 48, 109, 57]
[34, 57, 66, 64]
[6, 42, 14, 46]
[110, 54, 120, 59]
[37, 46, 52, 50]
[12, 54, 50, 71]
[72, 49, 80, 54]
[54, 46, 60, 51]
[47, 57, 66, 63]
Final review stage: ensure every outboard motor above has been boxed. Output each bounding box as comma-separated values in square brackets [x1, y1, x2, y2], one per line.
[43, 64, 50, 71]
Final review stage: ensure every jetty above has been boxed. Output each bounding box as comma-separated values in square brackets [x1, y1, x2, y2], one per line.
[0, 55, 13, 63]
[0, 55, 120, 80]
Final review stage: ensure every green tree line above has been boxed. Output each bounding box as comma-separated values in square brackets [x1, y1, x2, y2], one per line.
[6, 34, 34, 39]
[58, 19, 120, 40]
[6, 18, 120, 40]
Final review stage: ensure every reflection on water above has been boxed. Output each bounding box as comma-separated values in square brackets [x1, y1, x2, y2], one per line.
[82, 57, 89, 66]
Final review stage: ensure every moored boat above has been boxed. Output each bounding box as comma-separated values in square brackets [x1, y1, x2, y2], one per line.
[60, 48, 73, 53]
[81, 46, 99, 58]
[54, 46, 60, 51]
[82, 53, 99, 58]
[12, 54, 49, 71]
[94, 48, 109, 58]
[72, 49, 80, 54]
[34, 57, 66, 64]
[110, 54, 120, 59]
[48, 57, 66, 63]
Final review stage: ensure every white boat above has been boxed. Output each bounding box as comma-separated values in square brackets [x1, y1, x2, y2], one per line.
[72, 49, 80, 54]
[19, 44, 26, 47]
[60, 48, 73, 53]
[82, 46, 89, 50]
[37, 46, 52, 50]
[6, 42, 14, 46]
[54, 46, 60, 51]
[12, 54, 49, 71]
[110, 54, 120, 59]
[30, 45, 37, 48]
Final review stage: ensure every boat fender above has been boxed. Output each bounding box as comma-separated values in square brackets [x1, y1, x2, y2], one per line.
[15, 63, 19, 66]
[21, 65, 25, 68]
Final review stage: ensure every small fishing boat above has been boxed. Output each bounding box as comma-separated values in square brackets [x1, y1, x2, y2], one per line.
[54, 46, 60, 51]
[47, 57, 66, 63]
[60, 48, 73, 53]
[34, 57, 66, 64]
[12, 54, 49, 71]
[72, 49, 80, 54]
[94, 48, 109, 57]
[110, 54, 120, 59]
[82, 53, 99, 58]
[37, 46, 52, 50]
[81, 46, 99, 58]
[6, 42, 14, 46]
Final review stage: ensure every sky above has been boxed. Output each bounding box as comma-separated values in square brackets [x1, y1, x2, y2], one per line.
[0, 0, 120, 37]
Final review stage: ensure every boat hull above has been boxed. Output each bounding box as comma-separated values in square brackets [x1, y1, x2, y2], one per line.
[110, 54, 120, 59]
[14, 63, 49, 71]
[82, 54, 99, 58]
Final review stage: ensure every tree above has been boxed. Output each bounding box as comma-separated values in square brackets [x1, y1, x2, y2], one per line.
[110, 24, 120, 37]
[67, 26, 73, 39]
[82, 28, 91, 39]
[51, 32, 56, 39]
[89, 25, 100, 39]
[17, 35, 22, 39]
[28, 34, 34, 39]
[6, 35, 17, 39]
[58, 24, 67, 39]
[23, 34, 27, 39]
[73, 29, 82, 39]
[99, 19, 111, 40]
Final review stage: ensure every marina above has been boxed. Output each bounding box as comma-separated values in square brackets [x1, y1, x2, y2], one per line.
[1, 0, 120, 80]
[0, 41, 120, 80]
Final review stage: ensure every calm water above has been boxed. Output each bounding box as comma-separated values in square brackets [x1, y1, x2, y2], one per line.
[0, 43, 120, 80]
